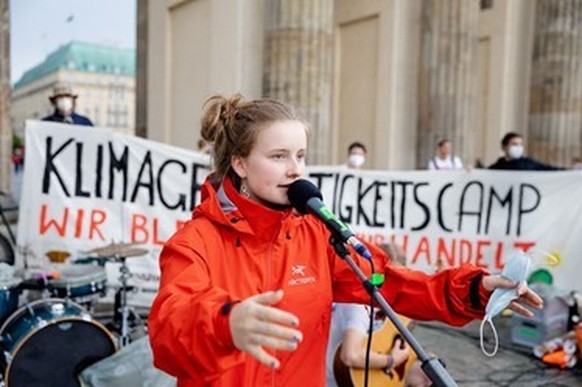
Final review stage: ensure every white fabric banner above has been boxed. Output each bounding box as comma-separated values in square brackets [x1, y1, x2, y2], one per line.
[18, 121, 210, 306]
[17, 121, 582, 308]
[307, 167, 582, 294]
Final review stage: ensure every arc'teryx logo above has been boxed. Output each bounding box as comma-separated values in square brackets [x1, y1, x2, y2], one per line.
[291, 264, 306, 277]
[288, 264, 316, 286]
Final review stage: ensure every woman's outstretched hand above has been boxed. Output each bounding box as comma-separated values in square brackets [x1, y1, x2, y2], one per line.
[482, 275, 544, 317]
[229, 290, 303, 368]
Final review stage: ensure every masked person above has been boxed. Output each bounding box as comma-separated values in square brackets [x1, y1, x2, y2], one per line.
[489, 132, 559, 170]
[347, 142, 367, 169]
[326, 243, 431, 387]
[42, 83, 93, 126]
[148, 94, 543, 387]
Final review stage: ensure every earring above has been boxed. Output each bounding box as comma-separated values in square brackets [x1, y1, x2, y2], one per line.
[240, 181, 251, 198]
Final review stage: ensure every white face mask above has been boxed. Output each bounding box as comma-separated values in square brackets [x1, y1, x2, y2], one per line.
[348, 154, 365, 168]
[56, 97, 74, 115]
[508, 144, 524, 159]
[480, 250, 532, 357]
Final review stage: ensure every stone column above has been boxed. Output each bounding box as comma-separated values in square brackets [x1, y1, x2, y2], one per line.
[135, 0, 148, 138]
[528, 0, 582, 166]
[262, 0, 333, 164]
[417, 0, 480, 168]
[0, 0, 11, 192]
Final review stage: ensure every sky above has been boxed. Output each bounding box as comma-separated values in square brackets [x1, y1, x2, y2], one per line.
[10, 0, 136, 84]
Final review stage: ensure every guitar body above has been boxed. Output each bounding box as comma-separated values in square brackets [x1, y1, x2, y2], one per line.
[333, 316, 417, 387]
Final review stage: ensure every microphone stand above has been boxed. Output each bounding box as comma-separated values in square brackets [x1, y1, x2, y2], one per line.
[330, 236, 458, 387]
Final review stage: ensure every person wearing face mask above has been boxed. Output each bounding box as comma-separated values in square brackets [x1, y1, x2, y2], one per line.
[42, 83, 93, 126]
[326, 243, 432, 387]
[346, 141, 367, 169]
[489, 132, 560, 170]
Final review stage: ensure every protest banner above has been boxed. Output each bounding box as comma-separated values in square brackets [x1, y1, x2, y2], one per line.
[17, 121, 582, 306]
[308, 167, 581, 293]
[18, 121, 209, 306]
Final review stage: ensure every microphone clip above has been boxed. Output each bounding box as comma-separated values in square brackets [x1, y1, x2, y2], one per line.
[329, 235, 350, 259]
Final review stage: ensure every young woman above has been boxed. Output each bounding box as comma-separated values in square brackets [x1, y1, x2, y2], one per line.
[148, 94, 542, 387]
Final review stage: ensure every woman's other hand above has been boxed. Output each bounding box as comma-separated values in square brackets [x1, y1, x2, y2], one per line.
[482, 275, 544, 317]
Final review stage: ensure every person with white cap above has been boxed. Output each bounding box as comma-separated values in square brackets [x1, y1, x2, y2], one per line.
[42, 83, 93, 126]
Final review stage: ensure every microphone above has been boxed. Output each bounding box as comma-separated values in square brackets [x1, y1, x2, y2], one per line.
[287, 179, 372, 259]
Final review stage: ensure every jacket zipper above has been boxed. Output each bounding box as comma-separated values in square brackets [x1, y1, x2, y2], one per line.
[267, 224, 282, 387]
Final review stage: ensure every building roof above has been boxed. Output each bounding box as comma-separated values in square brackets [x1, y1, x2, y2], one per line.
[14, 41, 136, 89]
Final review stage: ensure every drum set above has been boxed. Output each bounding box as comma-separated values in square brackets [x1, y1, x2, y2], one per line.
[0, 242, 149, 387]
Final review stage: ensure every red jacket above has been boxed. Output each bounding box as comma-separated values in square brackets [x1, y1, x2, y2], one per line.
[148, 177, 489, 387]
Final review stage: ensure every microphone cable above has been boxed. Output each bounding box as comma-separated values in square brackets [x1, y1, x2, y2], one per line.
[363, 258, 376, 387]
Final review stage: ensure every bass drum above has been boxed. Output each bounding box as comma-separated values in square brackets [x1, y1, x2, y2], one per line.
[0, 298, 116, 387]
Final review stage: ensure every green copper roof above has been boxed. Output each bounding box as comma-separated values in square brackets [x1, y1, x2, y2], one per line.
[14, 41, 136, 89]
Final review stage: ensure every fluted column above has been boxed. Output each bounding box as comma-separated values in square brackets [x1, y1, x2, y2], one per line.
[0, 0, 11, 192]
[417, 0, 479, 168]
[263, 0, 333, 164]
[135, 0, 148, 138]
[528, 0, 582, 166]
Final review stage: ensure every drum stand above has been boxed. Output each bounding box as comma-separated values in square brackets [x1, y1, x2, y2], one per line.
[79, 242, 149, 348]
[114, 255, 142, 347]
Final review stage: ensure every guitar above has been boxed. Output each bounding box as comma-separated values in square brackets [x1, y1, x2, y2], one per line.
[333, 316, 417, 387]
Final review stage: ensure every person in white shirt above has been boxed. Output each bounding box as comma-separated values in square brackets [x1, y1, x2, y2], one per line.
[427, 139, 463, 170]
[327, 304, 410, 387]
[326, 244, 431, 387]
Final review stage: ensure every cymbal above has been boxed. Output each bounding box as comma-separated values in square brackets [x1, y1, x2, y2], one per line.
[45, 250, 71, 263]
[84, 243, 149, 258]
[115, 247, 149, 258]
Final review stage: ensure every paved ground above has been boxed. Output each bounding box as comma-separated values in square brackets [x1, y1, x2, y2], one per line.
[413, 317, 582, 386]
